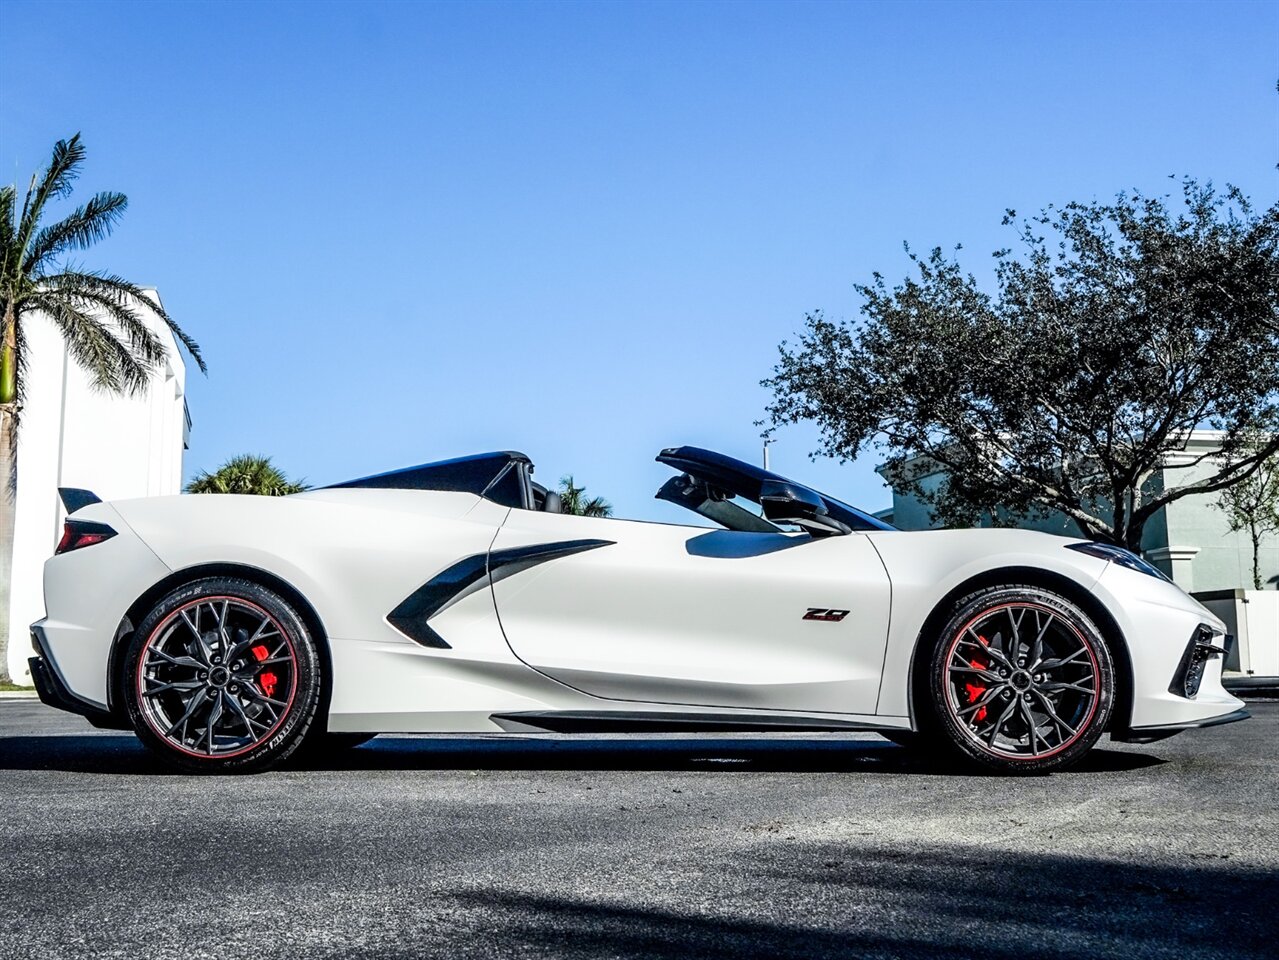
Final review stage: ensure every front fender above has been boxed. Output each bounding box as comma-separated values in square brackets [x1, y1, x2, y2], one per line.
[867, 529, 1111, 718]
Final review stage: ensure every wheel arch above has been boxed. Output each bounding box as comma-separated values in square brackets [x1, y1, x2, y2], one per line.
[107, 562, 334, 724]
[904, 565, 1133, 733]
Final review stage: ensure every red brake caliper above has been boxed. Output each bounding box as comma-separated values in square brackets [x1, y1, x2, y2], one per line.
[250, 644, 278, 698]
[964, 635, 990, 725]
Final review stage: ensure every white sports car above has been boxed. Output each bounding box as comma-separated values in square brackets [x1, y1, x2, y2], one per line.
[29, 446, 1246, 774]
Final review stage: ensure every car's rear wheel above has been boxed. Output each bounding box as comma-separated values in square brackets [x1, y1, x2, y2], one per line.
[926, 585, 1114, 774]
[123, 578, 322, 773]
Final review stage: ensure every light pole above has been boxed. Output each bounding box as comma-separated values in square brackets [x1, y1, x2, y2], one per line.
[763, 438, 775, 472]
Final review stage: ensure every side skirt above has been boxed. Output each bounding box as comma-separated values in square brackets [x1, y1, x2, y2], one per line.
[489, 710, 904, 735]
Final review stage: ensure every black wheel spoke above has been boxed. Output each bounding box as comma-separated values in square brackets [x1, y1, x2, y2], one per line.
[964, 629, 1013, 669]
[957, 685, 1003, 718]
[150, 649, 206, 671]
[228, 619, 278, 660]
[1031, 689, 1080, 739]
[1019, 699, 1042, 756]
[214, 600, 232, 647]
[987, 698, 1019, 747]
[143, 678, 203, 697]
[950, 664, 1000, 681]
[239, 683, 288, 711]
[204, 693, 224, 755]
[221, 693, 262, 735]
[164, 688, 208, 738]
[1029, 611, 1052, 669]
[1038, 647, 1088, 671]
[1040, 680, 1094, 695]
[1006, 607, 1028, 661]
[180, 608, 213, 664]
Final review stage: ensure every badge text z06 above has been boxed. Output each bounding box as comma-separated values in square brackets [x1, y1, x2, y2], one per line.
[803, 608, 849, 622]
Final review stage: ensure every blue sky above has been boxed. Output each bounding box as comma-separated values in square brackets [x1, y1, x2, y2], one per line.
[1, 0, 1275, 522]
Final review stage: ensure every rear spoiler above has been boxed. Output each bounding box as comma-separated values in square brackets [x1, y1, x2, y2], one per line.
[59, 488, 102, 514]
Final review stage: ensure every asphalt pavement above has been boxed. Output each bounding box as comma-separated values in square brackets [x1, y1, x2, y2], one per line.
[1, 697, 1276, 959]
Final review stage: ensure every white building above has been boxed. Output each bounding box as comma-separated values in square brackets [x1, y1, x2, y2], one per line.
[3, 291, 189, 682]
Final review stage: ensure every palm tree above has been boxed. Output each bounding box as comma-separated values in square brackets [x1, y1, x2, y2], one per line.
[0, 133, 205, 682]
[186, 455, 308, 496]
[558, 474, 613, 517]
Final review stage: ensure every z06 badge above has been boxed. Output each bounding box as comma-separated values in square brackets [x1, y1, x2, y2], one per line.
[803, 608, 849, 622]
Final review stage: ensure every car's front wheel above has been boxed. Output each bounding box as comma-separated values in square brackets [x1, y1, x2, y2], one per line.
[123, 577, 323, 773]
[926, 585, 1114, 774]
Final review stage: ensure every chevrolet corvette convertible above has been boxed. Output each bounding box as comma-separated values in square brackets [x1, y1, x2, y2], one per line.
[29, 446, 1246, 774]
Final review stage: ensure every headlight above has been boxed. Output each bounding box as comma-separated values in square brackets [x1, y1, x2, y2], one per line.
[1065, 541, 1171, 582]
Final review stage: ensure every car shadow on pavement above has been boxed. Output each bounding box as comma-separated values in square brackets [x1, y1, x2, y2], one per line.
[0, 733, 1165, 776]
[433, 844, 1277, 960]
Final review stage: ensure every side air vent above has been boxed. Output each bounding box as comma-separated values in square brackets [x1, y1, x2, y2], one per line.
[387, 539, 614, 648]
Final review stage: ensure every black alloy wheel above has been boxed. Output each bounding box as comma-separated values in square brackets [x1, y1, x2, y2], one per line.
[927, 585, 1114, 774]
[123, 578, 322, 773]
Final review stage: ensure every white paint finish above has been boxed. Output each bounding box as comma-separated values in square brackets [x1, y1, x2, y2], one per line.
[868, 527, 1112, 718]
[34, 503, 170, 707]
[111, 490, 530, 721]
[6, 292, 187, 681]
[869, 526, 1243, 729]
[491, 512, 893, 714]
[1088, 565, 1241, 728]
[325, 640, 567, 732]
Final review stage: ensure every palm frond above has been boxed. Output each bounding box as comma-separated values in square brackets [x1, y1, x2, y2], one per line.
[25, 192, 128, 269]
[0, 184, 15, 262]
[30, 294, 152, 396]
[40, 272, 168, 368]
[132, 284, 206, 375]
[42, 271, 204, 374]
[18, 134, 85, 244]
[581, 496, 613, 518]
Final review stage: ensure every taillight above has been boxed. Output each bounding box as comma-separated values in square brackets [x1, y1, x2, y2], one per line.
[55, 519, 117, 555]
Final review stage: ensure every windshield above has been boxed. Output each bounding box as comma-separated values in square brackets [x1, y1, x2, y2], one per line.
[654, 445, 896, 533]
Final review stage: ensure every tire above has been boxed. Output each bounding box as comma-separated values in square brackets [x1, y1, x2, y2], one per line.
[924, 585, 1114, 775]
[123, 577, 323, 773]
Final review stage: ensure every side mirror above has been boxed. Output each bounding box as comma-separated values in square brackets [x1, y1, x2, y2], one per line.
[759, 480, 851, 537]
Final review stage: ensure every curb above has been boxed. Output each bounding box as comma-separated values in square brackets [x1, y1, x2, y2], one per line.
[0, 690, 39, 700]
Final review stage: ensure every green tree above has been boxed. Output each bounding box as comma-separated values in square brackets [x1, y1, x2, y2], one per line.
[1217, 437, 1279, 590]
[186, 455, 308, 496]
[0, 134, 205, 683]
[764, 179, 1279, 553]
[558, 475, 612, 517]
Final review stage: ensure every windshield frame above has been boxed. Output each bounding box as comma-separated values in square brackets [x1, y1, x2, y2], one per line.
[654, 445, 896, 533]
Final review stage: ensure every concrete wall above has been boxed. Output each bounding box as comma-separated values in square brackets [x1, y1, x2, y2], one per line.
[1158, 453, 1279, 593]
[4, 291, 187, 682]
